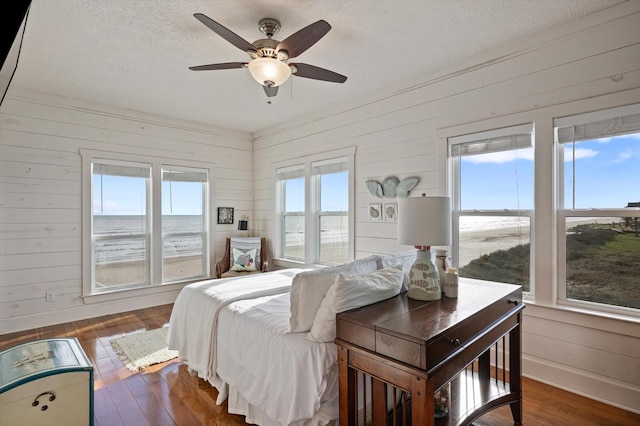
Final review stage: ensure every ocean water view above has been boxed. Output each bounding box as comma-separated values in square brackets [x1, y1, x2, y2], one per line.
[94, 215, 621, 267]
[94, 215, 204, 263]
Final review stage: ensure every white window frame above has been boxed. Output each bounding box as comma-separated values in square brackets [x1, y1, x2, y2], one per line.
[447, 123, 535, 292]
[161, 165, 211, 284]
[554, 103, 640, 315]
[81, 149, 215, 301]
[313, 158, 351, 264]
[276, 164, 306, 262]
[274, 147, 355, 267]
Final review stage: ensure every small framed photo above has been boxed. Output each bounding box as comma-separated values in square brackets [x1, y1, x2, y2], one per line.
[369, 204, 382, 221]
[384, 203, 397, 221]
[217, 207, 234, 224]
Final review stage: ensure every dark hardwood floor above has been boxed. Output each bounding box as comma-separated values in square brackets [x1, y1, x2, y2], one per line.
[1, 304, 638, 425]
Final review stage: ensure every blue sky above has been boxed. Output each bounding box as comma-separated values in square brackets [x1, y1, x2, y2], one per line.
[93, 177, 204, 215]
[460, 133, 639, 210]
[284, 172, 348, 212]
[93, 134, 638, 216]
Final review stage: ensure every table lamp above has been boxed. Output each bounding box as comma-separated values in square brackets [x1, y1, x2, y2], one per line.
[398, 194, 451, 301]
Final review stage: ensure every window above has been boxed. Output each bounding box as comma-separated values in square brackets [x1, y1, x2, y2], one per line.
[83, 151, 212, 296]
[162, 167, 209, 283]
[277, 165, 306, 261]
[314, 159, 349, 263]
[555, 104, 640, 311]
[448, 124, 534, 291]
[93, 161, 150, 289]
[275, 148, 354, 266]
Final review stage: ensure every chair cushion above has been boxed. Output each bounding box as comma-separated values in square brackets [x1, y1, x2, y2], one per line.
[230, 247, 258, 272]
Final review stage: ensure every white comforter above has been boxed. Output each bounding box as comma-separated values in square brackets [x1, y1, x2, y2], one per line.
[167, 269, 337, 425]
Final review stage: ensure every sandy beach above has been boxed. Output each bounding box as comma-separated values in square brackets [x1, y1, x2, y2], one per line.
[95, 217, 623, 287]
[95, 255, 204, 288]
[459, 227, 529, 267]
[458, 216, 622, 267]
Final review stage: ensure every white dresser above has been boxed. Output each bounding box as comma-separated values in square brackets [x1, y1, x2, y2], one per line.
[0, 338, 94, 426]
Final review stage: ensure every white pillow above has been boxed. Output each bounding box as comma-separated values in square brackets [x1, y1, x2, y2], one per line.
[306, 264, 404, 343]
[230, 247, 258, 272]
[380, 250, 417, 292]
[289, 255, 383, 332]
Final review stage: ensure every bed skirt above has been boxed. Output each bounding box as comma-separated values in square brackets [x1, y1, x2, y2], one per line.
[227, 384, 337, 426]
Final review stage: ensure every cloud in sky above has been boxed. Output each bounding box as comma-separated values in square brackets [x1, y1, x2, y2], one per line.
[615, 152, 633, 162]
[464, 148, 534, 164]
[93, 200, 120, 214]
[563, 147, 598, 162]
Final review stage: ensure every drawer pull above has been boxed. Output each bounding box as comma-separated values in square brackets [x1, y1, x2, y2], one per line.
[450, 338, 461, 347]
[32, 391, 56, 411]
[508, 299, 519, 305]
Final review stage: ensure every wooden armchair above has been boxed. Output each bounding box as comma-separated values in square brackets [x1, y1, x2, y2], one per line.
[216, 237, 269, 279]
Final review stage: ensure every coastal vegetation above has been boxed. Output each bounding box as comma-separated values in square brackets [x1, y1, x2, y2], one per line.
[461, 223, 640, 309]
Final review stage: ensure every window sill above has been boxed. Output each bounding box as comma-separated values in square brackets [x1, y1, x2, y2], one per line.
[460, 277, 639, 338]
[523, 300, 640, 337]
[270, 257, 337, 271]
[82, 279, 206, 304]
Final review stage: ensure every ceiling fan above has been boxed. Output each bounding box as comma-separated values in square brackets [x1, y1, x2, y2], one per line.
[189, 13, 347, 100]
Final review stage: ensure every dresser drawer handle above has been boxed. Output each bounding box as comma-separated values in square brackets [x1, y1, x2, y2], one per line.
[450, 338, 461, 347]
[508, 299, 519, 305]
[32, 391, 56, 411]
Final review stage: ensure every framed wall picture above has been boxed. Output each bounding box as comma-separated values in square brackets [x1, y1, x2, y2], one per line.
[217, 207, 234, 224]
[384, 203, 397, 221]
[369, 204, 382, 221]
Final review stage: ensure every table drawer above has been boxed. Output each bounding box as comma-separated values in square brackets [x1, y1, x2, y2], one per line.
[337, 319, 376, 352]
[425, 293, 520, 370]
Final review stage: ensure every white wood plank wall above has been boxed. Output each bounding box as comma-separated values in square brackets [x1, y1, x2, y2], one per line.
[0, 90, 253, 333]
[251, 4, 640, 413]
[0, 1, 638, 415]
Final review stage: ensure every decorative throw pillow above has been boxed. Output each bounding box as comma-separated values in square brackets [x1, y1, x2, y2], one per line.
[230, 248, 257, 272]
[306, 264, 404, 343]
[229, 237, 261, 270]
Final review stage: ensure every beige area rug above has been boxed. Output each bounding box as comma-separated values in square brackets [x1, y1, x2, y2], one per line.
[110, 327, 178, 372]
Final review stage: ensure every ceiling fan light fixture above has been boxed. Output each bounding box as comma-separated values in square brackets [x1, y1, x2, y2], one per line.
[248, 57, 291, 87]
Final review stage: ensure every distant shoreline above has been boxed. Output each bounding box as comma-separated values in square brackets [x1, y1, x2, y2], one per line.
[459, 217, 620, 267]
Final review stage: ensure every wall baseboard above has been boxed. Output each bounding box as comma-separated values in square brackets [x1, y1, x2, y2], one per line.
[523, 354, 640, 414]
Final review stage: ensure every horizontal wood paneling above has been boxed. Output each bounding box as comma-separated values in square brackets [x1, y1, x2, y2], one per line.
[1, 2, 639, 415]
[251, 7, 640, 414]
[0, 90, 252, 333]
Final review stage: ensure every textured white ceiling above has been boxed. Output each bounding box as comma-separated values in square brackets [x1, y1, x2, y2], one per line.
[11, 0, 625, 134]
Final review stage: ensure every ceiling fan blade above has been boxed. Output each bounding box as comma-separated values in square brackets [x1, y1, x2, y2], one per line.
[194, 13, 256, 53]
[263, 85, 278, 98]
[276, 20, 331, 59]
[189, 62, 247, 71]
[291, 63, 347, 83]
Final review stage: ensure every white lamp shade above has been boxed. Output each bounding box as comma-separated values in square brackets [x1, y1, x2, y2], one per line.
[398, 195, 451, 246]
[248, 57, 292, 87]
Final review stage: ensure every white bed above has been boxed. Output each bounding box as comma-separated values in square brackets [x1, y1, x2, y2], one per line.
[167, 269, 338, 426]
[167, 254, 409, 426]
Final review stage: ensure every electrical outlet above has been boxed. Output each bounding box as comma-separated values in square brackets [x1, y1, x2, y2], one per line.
[46, 291, 55, 302]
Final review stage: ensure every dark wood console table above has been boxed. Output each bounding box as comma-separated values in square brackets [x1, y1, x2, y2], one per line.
[336, 281, 524, 425]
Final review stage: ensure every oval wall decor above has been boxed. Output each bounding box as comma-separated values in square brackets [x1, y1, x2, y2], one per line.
[397, 176, 419, 198]
[365, 180, 384, 198]
[381, 176, 400, 198]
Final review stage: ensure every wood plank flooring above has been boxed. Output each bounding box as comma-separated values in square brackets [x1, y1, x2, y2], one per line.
[1, 304, 638, 425]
